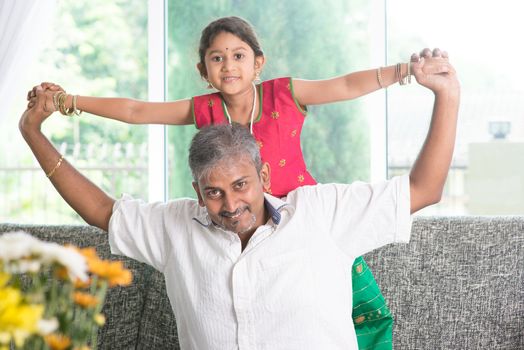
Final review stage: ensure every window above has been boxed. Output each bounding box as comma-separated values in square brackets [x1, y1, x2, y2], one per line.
[3, 0, 521, 224]
[0, 0, 148, 223]
[387, 0, 524, 215]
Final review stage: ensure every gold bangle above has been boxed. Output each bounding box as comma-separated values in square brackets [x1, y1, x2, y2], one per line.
[58, 93, 74, 116]
[396, 63, 403, 85]
[46, 155, 64, 178]
[64, 94, 75, 116]
[58, 93, 67, 115]
[377, 67, 385, 88]
[397, 62, 411, 85]
[53, 91, 61, 111]
[72, 95, 83, 116]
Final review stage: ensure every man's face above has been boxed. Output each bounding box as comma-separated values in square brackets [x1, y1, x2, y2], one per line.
[193, 157, 270, 238]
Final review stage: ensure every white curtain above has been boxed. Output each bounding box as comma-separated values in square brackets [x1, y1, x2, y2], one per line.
[0, 0, 56, 121]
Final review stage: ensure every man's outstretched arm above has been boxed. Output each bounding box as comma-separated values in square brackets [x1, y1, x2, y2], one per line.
[20, 86, 115, 231]
[408, 48, 461, 214]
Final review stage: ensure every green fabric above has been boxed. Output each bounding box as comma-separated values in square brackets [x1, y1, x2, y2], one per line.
[352, 256, 393, 350]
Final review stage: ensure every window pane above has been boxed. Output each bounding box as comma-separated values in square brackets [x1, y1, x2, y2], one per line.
[0, 0, 148, 224]
[387, 0, 524, 215]
[166, 0, 376, 198]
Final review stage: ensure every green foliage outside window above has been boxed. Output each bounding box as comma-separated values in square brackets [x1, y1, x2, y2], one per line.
[166, 0, 371, 198]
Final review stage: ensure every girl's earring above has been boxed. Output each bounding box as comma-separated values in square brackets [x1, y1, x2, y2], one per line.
[204, 76, 214, 89]
[254, 71, 261, 84]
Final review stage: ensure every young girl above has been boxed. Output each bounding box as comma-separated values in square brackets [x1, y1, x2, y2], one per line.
[31, 16, 417, 349]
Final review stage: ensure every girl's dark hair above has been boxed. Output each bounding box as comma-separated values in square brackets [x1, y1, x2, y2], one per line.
[198, 16, 264, 68]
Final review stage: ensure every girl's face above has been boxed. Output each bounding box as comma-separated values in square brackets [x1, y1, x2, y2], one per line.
[200, 31, 264, 96]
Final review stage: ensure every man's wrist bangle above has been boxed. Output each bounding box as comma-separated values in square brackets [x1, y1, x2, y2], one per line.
[46, 155, 64, 178]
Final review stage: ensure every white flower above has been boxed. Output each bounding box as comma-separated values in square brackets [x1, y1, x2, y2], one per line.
[0, 231, 88, 281]
[4, 259, 42, 274]
[0, 231, 41, 261]
[38, 244, 88, 281]
[37, 318, 59, 335]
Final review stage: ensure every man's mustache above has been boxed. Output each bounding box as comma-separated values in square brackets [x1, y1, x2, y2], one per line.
[220, 206, 249, 218]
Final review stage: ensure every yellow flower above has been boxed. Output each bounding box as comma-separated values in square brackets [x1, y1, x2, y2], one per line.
[1, 238, 112, 348]
[73, 276, 92, 289]
[91, 260, 132, 287]
[0, 287, 44, 347]
[72, 247, 133, 287]
[73, 292, 99, 309]
[0, 331, 11, 345]
[44, 333, 71, 350]
[93, 313, 106, 326]
[0, 272, 9, 287]
[74, 247, 98, 261]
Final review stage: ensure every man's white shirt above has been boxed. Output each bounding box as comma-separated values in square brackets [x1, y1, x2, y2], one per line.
[108, 175, 412, 350]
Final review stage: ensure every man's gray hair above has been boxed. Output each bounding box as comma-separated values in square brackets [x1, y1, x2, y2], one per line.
[188, 123, 262, 181]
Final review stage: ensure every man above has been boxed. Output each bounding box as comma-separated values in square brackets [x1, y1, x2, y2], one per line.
[21, 49, 459, 349]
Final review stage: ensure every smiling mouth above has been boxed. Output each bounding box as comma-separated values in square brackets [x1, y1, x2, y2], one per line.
[222, 76, 239, 82]
[220, 207, 246, 219]
[217, 212, 257, 234]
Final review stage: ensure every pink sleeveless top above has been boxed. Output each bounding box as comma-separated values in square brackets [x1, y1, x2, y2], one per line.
[192, 77, 317, 197]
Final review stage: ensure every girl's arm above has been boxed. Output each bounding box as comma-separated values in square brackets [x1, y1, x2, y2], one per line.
[73, 95, 194, 125]
[292, 63, 409, 106]
[30, 84, 194, 125]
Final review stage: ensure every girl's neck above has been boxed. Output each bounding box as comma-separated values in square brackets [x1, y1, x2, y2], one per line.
[221, 84, 259, 126]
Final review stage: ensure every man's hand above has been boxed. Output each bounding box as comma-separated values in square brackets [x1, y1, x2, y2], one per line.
[26, 82, 64, 111]
[411, 48, 460, 95]
[20, 86, 55, 135]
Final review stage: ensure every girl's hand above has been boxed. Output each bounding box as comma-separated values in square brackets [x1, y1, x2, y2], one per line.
[411, 48, 460, 95]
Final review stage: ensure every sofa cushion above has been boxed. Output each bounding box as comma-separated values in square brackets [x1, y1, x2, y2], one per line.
[364, 216, 524, 349]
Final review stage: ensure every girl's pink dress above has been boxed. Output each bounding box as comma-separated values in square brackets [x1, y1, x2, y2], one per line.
[192, 77, 316, 197]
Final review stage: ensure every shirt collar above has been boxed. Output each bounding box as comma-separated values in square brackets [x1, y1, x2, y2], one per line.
[262, 193, 289, 225]
[192, 193, 290, 228]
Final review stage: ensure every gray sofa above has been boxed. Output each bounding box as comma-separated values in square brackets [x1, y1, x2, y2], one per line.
[1, 216, 522, 349]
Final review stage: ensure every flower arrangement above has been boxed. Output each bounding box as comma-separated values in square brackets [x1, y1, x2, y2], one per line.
[0, 231, 132, 350]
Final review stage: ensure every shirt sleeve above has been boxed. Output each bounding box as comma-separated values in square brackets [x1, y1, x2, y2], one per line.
[108, 194, 193, 272]
[296, 175, 412, 258]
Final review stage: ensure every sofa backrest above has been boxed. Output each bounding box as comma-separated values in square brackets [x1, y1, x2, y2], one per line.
[364, 216, 524, 349]
[1, 217, 522, 349]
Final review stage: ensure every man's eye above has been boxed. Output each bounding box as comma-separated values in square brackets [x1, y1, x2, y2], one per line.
[235, 181, 247, 189]
[207, 190, 221, 198]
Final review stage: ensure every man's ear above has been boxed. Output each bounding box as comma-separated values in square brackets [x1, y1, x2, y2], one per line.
[260, 162, 271, 192]
[192, 182, 205, 207]
[196, 63, 207, 79]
